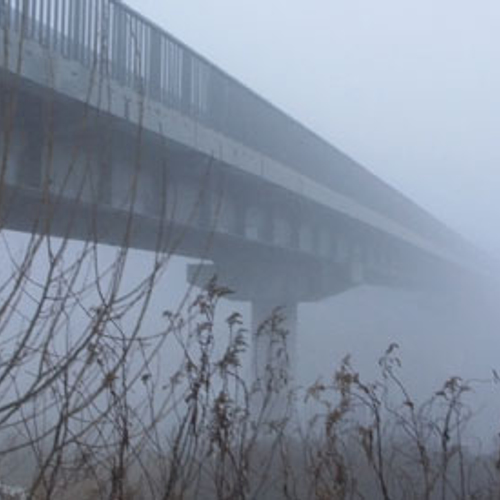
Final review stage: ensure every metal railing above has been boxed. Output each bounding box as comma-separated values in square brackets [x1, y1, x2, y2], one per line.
[0, 0, 461, 249]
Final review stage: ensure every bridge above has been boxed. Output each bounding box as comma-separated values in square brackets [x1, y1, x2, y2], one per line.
[0, 0, 483, 380]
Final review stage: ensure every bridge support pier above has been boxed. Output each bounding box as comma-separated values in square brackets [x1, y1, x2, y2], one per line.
[187, 257, 359, 418]
[188, 261, 301, 369]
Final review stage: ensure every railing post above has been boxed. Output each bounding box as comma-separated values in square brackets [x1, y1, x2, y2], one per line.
[148, 28, 161, 100]
[73, 0, 79, 59]
[181, 50, 192, 114]
[112, 2, 126, 83]
[207, 71, 226, 131]
[44, 0, 51, 48]
[0, 0, 7, 31]
[99, 0, 111, 76]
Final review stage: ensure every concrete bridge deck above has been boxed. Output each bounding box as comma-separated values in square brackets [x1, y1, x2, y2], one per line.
[0, 0, 475, 267]
[0, 0, 488, 384]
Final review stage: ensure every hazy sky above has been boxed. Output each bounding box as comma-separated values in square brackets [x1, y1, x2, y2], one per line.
[126, 0, 500, 255]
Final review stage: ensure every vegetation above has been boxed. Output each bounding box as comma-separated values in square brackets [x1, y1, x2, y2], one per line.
[0, 275, 497, 499]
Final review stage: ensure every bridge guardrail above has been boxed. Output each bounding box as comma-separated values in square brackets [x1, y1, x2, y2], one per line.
[0, 0, 464, 253]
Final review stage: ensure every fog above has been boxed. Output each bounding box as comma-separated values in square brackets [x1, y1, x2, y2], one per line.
[1, 1, 500, 492]
[127, 0, 500, 255]
[120, 0, 500, 429]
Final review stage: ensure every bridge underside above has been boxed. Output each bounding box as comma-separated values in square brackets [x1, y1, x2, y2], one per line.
[0, 34, 467, 391]
[0, 71, 436, 298]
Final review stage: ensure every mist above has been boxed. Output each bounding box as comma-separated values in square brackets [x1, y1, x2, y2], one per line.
[126, 0, 500, 255]
[1, 0, 500, 496]
[122, 0, 500, 430]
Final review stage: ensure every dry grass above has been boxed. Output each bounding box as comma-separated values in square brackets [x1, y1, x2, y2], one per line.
[0, 283, 498, 499]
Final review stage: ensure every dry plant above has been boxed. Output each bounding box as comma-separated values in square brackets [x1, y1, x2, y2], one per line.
[284, 345, 500, 500]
